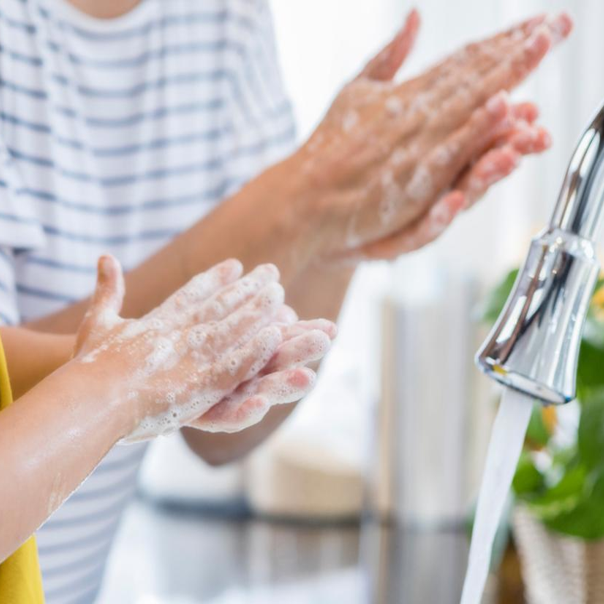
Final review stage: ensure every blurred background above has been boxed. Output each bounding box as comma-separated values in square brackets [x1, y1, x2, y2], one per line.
[96, 0, 604, 602]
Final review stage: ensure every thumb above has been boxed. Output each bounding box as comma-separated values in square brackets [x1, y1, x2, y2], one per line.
[360, 8, 420, 81]
[76, 255, 125, 353]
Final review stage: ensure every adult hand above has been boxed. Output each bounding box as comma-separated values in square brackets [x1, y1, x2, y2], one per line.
[296, 11, 571, 262]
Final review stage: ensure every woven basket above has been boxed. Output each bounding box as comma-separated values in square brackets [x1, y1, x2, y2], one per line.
[513, 507, 604, 604]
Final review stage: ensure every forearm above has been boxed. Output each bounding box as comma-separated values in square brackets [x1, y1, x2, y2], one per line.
[182, 263, 354, 465]
[29, 152, 317, 334]
[1, 327, 75, 399]
[21, 150, 352, 465]
[287, 262, 355, 321]
[0, 362, 130, 562]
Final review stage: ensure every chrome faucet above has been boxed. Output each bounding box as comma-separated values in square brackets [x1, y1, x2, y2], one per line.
[476, 101, 604, 405]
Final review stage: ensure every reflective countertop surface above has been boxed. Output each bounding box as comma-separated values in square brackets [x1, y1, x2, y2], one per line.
[97, 498, 516, 604]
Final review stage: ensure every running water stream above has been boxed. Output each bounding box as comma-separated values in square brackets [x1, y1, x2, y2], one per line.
[460, 388, 534, 604]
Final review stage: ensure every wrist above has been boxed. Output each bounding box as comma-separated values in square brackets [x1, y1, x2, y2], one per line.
[58, 358, 137, 443]
[270, 150, 326, 261]
[285, 142, 359, 264]
[176, 150, 326, 287]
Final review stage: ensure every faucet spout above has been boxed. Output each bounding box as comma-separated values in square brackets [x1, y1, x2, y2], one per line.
[550, 103, 604, 240]
[476, 101, 604, 405]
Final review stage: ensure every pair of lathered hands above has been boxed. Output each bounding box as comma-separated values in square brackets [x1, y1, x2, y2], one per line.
[74, 11, 572, 442]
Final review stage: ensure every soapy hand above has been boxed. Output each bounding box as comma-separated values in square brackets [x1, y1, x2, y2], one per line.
[74, 256, 336, 443]
[299, 11, 571, 262]
[189, 318, 337, 432]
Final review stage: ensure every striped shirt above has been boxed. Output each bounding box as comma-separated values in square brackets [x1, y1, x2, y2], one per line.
[0, 0, 296, 602]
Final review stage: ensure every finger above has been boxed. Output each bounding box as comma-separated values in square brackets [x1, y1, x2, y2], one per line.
[263, 329, 333, 373]
[487, 25, 556, 90]
[456, 145, 521, 208]
[151, 259, 243, 324]
[174, 325, 284, 426]
[278, 319, 338, 342]
[193, 263, 280, 323]
[489, 13, 547, 45]
[199, 324, 284, 396]
[274, 304, 298, 325]
[95, 255, 124, 315]
[187, 394, 272, 433]
[403, 13, 547, 101]
[190, 368, 316, 433]
[188, 282, 285, 354]
[501, 124, 551, 155]
[406, 13, 570, 126]
[512, 102, 539, 124]
[87, 255, 124, 324]
[361, 8, 420, 81]
[446, 26, 554, 127]
[76, 255, 125, 351]
[403, 91, 511, 207]
[356, 190, 466, 261]
[547, 12, 574, 44]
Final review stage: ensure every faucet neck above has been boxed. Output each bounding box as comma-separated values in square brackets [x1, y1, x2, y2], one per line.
[550, 103, 604, 241]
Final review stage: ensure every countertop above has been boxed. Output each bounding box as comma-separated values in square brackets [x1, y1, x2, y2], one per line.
[97, 498, 519, 604]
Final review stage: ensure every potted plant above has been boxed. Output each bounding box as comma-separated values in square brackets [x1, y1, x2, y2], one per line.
[481, 270, 604, 604]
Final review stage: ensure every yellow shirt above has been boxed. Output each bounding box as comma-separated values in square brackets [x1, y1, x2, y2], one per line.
[0, 337, 45, 603]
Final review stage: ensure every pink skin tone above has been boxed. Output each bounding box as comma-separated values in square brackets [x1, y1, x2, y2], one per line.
[0, 256, 335, 561]
[0, 4, 575, 563]
[76, 257, 336, 441]
[299, 10, 568, 262]
[15, 11, 573, 467]
[64, 0, 141, 19]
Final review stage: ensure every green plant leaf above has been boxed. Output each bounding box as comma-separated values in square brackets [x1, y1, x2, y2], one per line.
[477, 269, 519, 324]
[513, 451, 545, 496]
[525, 464, 586, 519]
[525, 402, 551, 448]
[577, 340, 604, 395]
[582, 313, 604, 350]
[578, 388, 604, 471]
[541, 470, 604, 540]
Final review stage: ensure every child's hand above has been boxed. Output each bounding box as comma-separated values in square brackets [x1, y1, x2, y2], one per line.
[188, 318, 337, 432]
[74, 256, 336, 443]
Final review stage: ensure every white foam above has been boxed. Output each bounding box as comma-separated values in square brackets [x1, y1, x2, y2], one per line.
[342, 110, 359, 133]
[144, 336, 179, 375]
[379, 170, 402, 225]
[408, 92, 435, 118]
[243, 327, 283, 380]
[120, 320, 147, 340]
[406, 165, 434, 202]
[96, 308, 121, 330]
[385, 96, 404, 117]
[187, 325, 209, 349]
[432, 144, 455, 167]
[391, 147, 410, 167]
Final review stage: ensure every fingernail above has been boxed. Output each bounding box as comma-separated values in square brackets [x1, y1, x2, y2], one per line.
[408, 7, 420, 24]
[486, 91, 510, 116]
[548, 13, 573, 44]
[525, 14, 547, 32]
[449, 190, 467, 212]
[497, 145, 521, 170]
[98, 256, 109, 278]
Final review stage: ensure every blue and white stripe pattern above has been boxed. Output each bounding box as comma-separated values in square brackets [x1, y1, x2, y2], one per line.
[0, 0, 296, 601]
